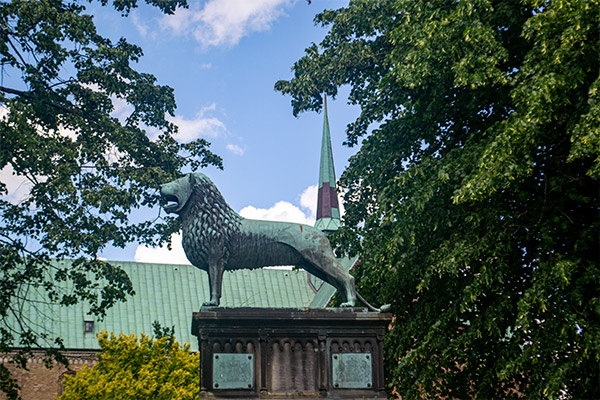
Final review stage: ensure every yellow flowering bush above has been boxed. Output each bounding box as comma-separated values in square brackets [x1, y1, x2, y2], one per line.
[59, 330, 199, 400]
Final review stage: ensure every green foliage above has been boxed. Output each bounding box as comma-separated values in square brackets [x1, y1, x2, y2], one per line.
[59, 329, 199, 400]
[277, 0, 599, 398]
[0, 0, 219, 397]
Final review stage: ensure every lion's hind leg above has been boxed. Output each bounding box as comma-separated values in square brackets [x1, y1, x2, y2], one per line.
[302, 251, 358, 307]
[340, 273, 357, 307]
[335, 267, 357, 308]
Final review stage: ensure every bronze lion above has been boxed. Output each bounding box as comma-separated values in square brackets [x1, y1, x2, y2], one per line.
[160, 173, 358, 307]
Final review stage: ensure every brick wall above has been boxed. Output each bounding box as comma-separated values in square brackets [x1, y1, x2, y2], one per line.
[1, 351, 98, 400]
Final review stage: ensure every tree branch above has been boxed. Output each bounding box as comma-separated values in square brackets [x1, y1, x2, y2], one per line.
[5, 36, 28, 70]
[0, 85, 76, 114]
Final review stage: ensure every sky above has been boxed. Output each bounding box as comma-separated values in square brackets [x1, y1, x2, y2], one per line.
[79, 0, 358, 263]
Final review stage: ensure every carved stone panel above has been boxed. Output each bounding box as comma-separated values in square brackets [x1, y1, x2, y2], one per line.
[268, 340, 318, 392]
[192, 307, 392, 399]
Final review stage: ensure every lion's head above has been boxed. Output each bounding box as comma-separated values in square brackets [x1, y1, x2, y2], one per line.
[161, 173, 219, 212]
[161, 172, 241, 233]
[160, 174, 194, 214]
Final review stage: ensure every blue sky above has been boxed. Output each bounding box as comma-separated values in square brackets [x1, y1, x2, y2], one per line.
[88, 0, 359, 263]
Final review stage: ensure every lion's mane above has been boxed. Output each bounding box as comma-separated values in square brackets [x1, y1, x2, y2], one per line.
[179, 176, 242, 267]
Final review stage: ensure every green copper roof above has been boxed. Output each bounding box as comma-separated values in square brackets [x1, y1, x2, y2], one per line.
[315, 95, 341, 233]
[314, 217, 340, 232]
[2, 260, 322, 352]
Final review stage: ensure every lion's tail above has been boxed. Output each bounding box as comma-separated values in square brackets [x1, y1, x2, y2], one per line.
[356, 292, 391, 313]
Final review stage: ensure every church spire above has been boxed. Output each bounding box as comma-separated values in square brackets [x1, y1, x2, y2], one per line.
[314, 95, 341, 233]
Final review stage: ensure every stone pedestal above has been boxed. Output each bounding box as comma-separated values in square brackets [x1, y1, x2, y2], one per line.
[191, 308, 392, 399]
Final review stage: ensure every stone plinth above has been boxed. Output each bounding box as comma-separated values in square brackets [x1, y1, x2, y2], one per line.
[191, 307, 392, 399]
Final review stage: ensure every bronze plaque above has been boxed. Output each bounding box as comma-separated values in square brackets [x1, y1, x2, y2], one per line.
[213, 353, 253, 389]
[332, 353, 372, 389]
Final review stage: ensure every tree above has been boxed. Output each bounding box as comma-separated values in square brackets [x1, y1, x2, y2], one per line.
[59, 325, 199, 400]
[276, 0, 599, 398]
[0, 0, 220, 397]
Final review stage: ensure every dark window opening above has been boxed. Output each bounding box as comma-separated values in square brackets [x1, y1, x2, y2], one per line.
[84, 320, 94, 333]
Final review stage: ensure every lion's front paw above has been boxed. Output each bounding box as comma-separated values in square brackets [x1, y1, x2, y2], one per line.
[340, 301, 354, 307]
[202, 300, 219, 307]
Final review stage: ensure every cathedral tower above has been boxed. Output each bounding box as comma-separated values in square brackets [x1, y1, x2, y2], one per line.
[314, 95, 341, 233]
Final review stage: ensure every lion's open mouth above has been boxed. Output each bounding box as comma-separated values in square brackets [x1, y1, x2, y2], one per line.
[162, 193, 180, 213]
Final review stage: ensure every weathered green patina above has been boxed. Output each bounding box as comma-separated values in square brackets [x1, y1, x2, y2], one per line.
[160, 173, 359, 308]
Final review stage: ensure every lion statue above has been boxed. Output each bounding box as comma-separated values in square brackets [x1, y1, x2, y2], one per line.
[160, 172, 359, 308]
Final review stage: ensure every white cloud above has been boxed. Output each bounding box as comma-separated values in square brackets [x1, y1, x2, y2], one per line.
[134, 233, 191, 265]
[110, 96, 135, 124]
[131, 11, 149, 37]
[226, 143, 245, 156]
[159, 6, 194, 35]
[160, 0, 293, 48]
[0, 164, 34, 204]
[0, 106, 52, 204]
[299, 184, 317, 221]
[110, 97, 225, 142]
[240, 201, 314, 225]
[237, 184, 324, 226]
[168, 103, 226, 142]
